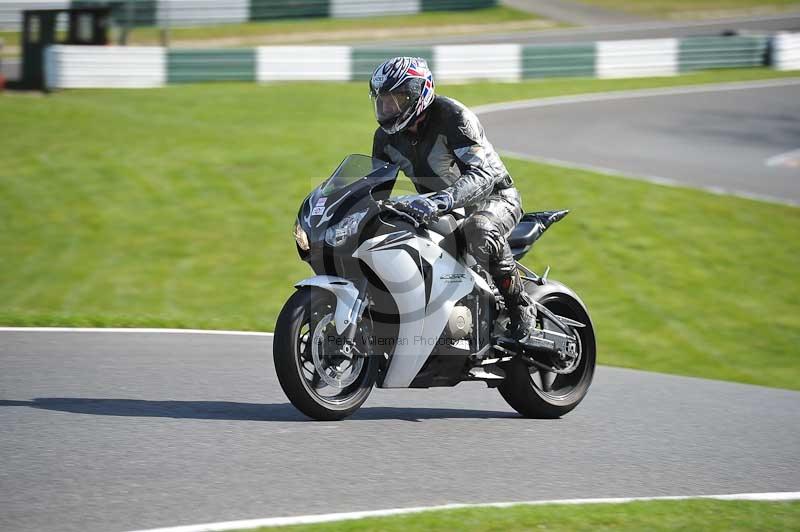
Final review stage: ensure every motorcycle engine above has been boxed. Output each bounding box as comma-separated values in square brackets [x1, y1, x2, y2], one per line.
[446, 305, 473, 341]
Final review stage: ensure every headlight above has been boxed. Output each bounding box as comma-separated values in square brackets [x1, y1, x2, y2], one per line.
[325, 209, 368, 247]
[293, 221, 309, 251]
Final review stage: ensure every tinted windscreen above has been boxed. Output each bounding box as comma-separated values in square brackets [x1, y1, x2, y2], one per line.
[321, 154, 398, 195]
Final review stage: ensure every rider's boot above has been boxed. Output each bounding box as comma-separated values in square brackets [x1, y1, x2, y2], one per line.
[498, 269, 538, 341]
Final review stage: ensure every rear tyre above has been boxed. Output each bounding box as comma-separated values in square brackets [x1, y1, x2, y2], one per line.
[274, 287, 377, 421]
[498, 291, 596, 419]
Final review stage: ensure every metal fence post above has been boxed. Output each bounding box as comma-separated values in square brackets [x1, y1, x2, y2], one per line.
[160, 0, 170, 47]
[120, 0, 133, 45]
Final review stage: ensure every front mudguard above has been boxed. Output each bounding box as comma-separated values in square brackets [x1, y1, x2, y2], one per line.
[294, 275, 360, 335]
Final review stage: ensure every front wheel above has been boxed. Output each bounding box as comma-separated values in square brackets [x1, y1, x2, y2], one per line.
[498, 291, 596, 418]
[274, 287, 378, 421]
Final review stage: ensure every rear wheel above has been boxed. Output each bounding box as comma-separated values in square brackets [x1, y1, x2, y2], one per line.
[274, 287, 378, 421]
[498, 291, 596, 418]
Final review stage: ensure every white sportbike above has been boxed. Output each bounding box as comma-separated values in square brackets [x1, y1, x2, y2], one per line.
[276, 155, 595, 420]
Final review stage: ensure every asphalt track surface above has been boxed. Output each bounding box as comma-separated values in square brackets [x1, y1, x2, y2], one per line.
[2, 331, 799, 532]
[479, 80, 800, 205]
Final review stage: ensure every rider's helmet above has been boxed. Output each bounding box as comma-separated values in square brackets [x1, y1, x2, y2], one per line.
[369, 57, 435, 135]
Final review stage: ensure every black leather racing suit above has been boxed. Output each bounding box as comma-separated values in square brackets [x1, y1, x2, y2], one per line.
[372, 95, 529, 315]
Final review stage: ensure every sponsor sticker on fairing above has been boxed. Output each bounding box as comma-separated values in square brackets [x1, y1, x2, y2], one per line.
[311, 197, 327, 216]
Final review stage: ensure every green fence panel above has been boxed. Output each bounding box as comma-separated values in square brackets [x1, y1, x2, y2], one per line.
[167, 49, 256, 83]
[522, 43, 595, 79]
[72, 0, 157, 27]
[421, 0, 496, 12]
[678, 36, 769, 72]
[249, 0, 329, 21]
[351, 47, 435, 81]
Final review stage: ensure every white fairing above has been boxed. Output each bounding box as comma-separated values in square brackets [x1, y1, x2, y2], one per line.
[354, 231, 475, 388]
[294, 275, 359, 335]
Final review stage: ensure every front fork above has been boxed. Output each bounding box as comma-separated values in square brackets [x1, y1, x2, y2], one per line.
[340, 279, 369, 346]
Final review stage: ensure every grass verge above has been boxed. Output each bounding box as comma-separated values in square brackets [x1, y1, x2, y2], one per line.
[1, 68, 799, 390]
[574, 0, 800, 18]
[235, 500, 800, 531]
[0, 7, 546, 50]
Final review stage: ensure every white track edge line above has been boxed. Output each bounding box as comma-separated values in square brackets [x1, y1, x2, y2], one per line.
[766, 148, 800, 167]
[127, 492, 800, 532]
[499, 150, 800, 208]
[472, 78, 800, 115]
[0, 327, 273, 336]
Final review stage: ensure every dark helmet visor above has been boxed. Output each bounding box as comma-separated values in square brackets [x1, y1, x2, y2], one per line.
[370, 78, 424, 128]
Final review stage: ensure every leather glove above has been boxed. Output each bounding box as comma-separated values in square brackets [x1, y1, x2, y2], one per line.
[429, 191, 454, 213]
[395, 195, 439, 225]
[395, 192, 454, 225]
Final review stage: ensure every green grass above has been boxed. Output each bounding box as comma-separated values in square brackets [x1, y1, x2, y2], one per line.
[575, 0, 800, 17]
[1, 68, 799, 390]
[0, 7, 544, 50]
[237, 500, 800, 531]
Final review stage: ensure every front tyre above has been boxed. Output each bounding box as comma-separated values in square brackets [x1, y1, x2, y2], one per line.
[499, 291, 596, 419]
[274, 287, 377, 421]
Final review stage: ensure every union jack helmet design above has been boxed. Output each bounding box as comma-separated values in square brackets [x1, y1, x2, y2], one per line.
[369, 57, 435, 135]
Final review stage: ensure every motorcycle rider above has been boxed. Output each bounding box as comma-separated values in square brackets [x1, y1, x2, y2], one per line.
[369, 56, 537, 340]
